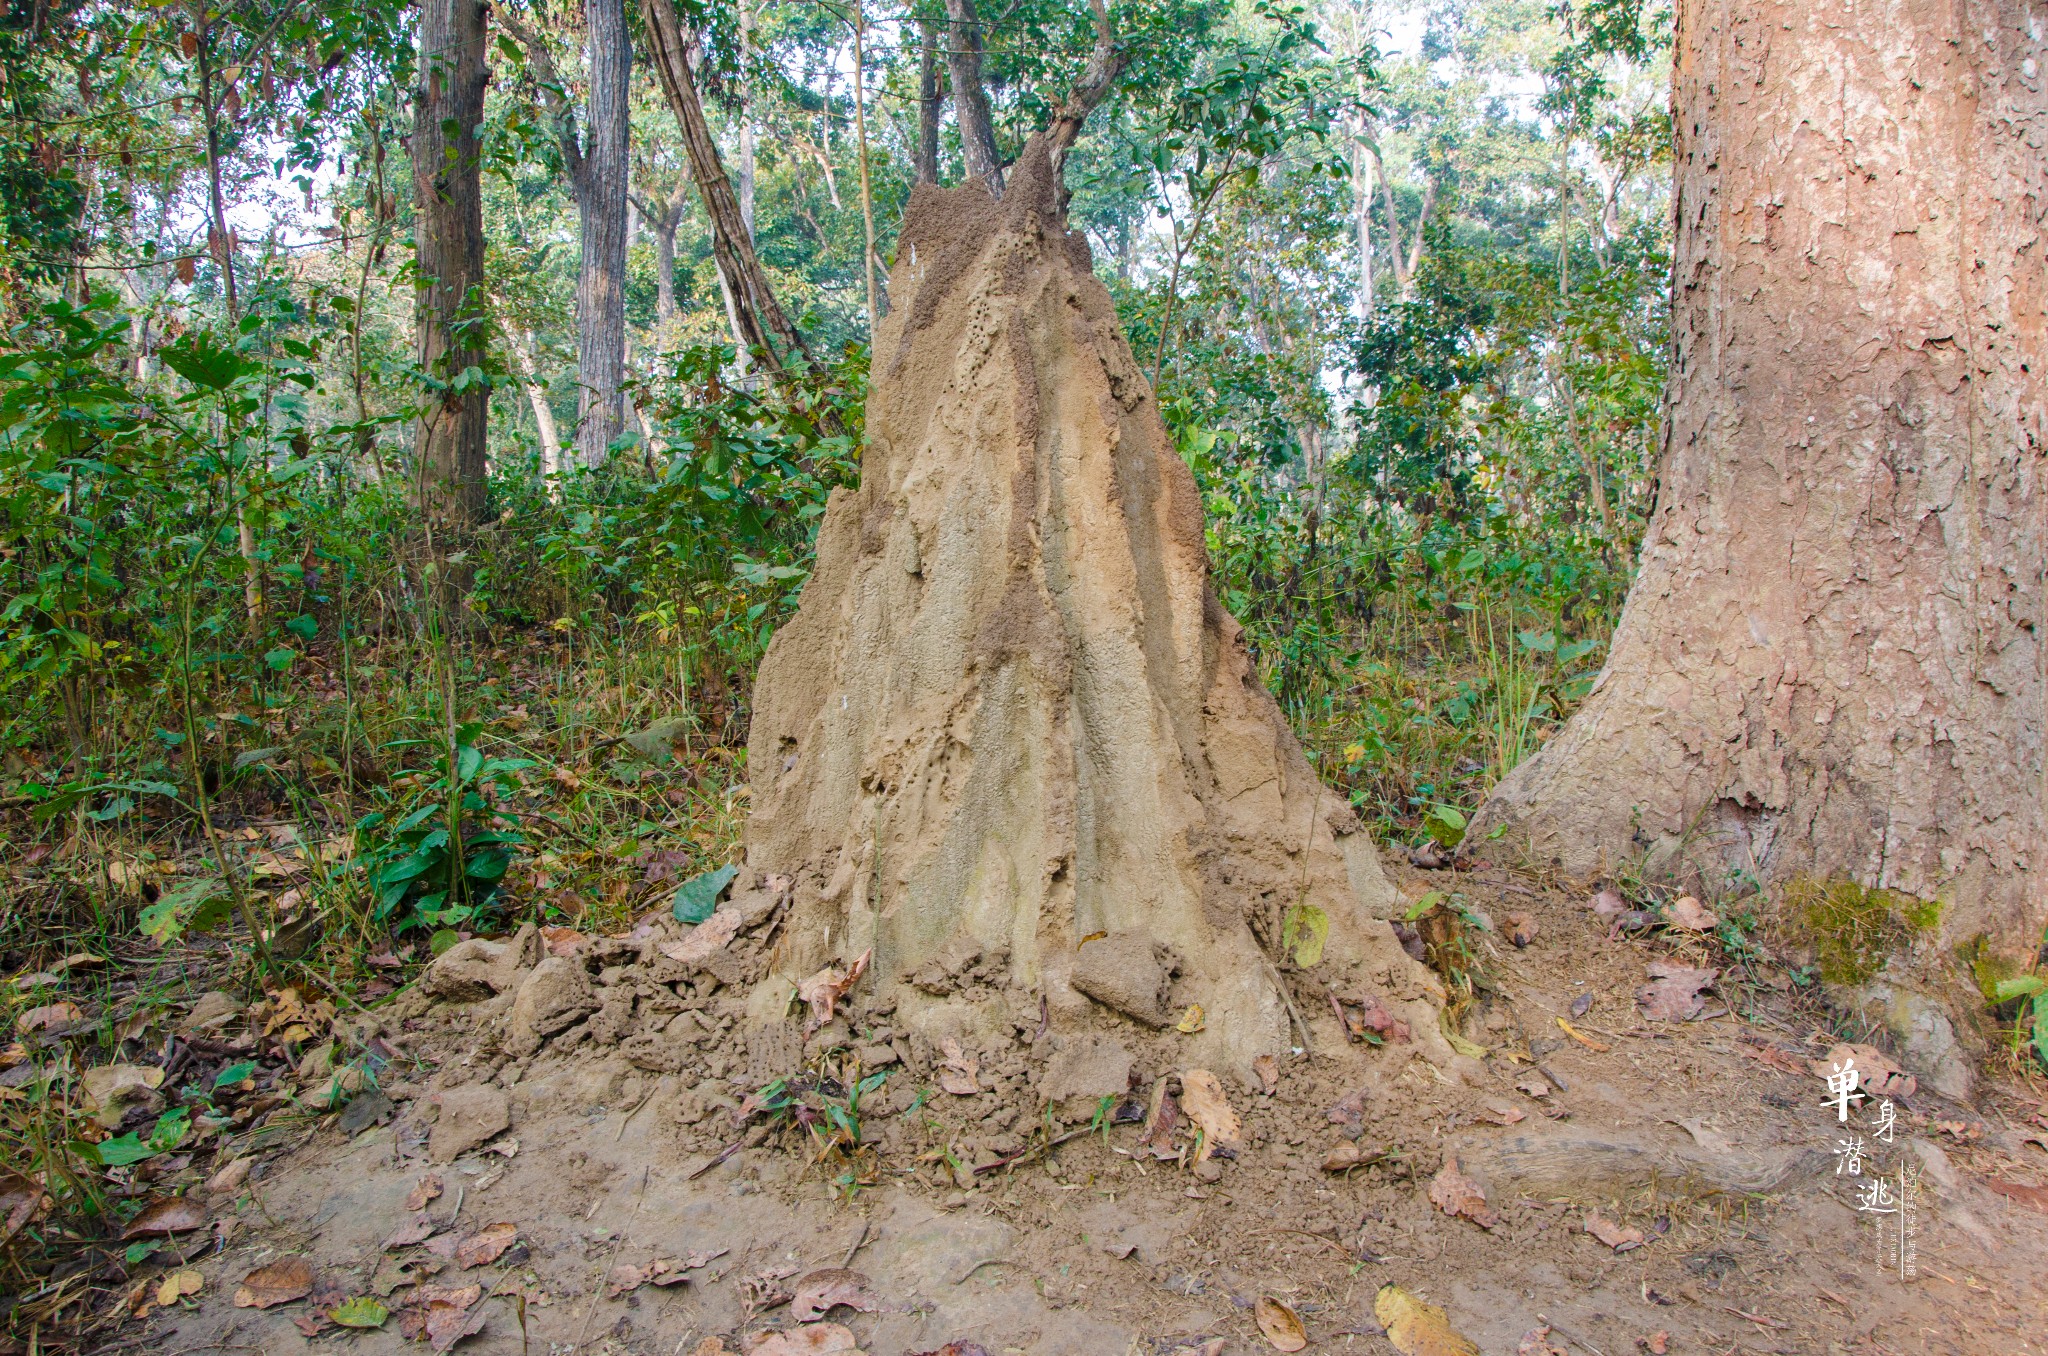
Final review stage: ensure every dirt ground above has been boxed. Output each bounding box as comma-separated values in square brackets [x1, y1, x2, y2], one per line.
[128, 863, 2048, 1356]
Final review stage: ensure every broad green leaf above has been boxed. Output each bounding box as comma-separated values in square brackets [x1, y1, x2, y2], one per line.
[213, 1060, 257, 1090]
[1280, 902, 1329, 968]
[1992, 975, 2046, 1002]
[672, 864, 739, 924]
[93, 1133, 156, 1166]
[329, 1296, 388, 1328]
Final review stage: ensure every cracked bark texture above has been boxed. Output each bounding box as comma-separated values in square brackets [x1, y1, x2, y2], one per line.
[1471, 0, 2047, 983]
[740, 140, 1456, 1080]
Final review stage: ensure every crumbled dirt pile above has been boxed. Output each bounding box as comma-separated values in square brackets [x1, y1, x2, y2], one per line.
[732, 135, 1446, 1082]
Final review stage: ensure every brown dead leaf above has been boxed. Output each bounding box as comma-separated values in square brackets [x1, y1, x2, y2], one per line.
[936, 1039, 980, 1096]
[405, 1175, 444, 1212]
[1983, 1178, 2048, 1213]
[1589, 888, 1627, 916]
[1253, 1295, 1307, 1351]
[1555, 1017, 1610, 1052]
[690, 1341, 735, 1356]
[1341, 992, 1411, 1044]
[1427, 1156, 1499, 1229]
[235, 1257, 316, 1309]
[384, 1213, 437, 1249]
[426, 1297, 487, 1351]
[123, 1196, 207, 1238]
[1321, 1142, 1370, 1173]
[1737, 1038, 1809, 1076]
[1517, 1326, 1567, 1356]
[796, 949, 872, 1032]
[1138, 1080, 1182, 1159]
[659, 906, 745, 968]
[1665, 895, 1719, 931]
[539, 926, 587, 958]
[1514, 1074, 1552, 1099]
[1635, 961, 1718, 1021]
[907, 1345, 993, 1356]
[1477, 1103, 1526, 1126]
[1504, 912, 1538, 947]
[2, 1169, 48, 1242]
[1375, 1285, 1480, 1356]
[788, 1268, 881, 1323]
[1177, 1070, 1241, 1163]
[1252, 1054, 1279, 1095]
[18, 1002, 83, 1032]
[1583, 1211, 1646, 1252]
[454, 1222, 517, 1269]
[156, 1268, 204, 1307]
[749, 1323, 862, 1354]
[1639, 1332, 1670, 1354]
[1809, 1042, 1917, 1099]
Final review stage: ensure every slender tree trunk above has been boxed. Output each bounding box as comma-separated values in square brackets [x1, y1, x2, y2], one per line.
[495, 303, 564, 485]
[942, 0, 1003, 193]
[915, 16, 942, 185]
[1351, 129, 1374, 317]
[639, 0, 809, 371]
[1470, 0, 2048, 1093]
[737, 0, 757, 239]
[574, 0, 631, 467]
[412, 0, 490, 525]
[851, 0, 878, 331]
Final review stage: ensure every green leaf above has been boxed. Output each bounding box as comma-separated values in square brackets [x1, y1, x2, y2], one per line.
[124, 1239, 162, 1265]
[93, 1133, 156, 1166]
[263, 647, 297, 672]
[1992, 975, 2047, 1003]
[672, 864, 739, 924]
[213, 1060, 257, 1090]
[2033, 993, 2048, 1069]
[1280, 902, 1329, 968]
[159, 333, 243, 390]
[329, 1296, 389, 1328]
[1403, 890, 1445, 922]
[285, 613, 318, 640]
[429, 928, 462, 956]
[138, 877, 233, 944]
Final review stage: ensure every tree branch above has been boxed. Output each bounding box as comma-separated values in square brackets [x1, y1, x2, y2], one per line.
[1046, 0, 1125, 158]
[499, 6, 586, 196]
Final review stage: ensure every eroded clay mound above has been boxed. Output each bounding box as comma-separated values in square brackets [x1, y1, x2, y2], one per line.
[736, 138, 1449, 1079]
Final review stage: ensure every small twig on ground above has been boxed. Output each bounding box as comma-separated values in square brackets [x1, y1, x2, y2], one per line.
[1535, 1314, 1606, 1356]
[839, 1218, 871, 1267]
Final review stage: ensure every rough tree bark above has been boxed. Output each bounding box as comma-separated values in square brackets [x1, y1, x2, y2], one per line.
[574, 0, 631, 467]
[915, 15, 942, 185]
[1469, 0, 2047, 1089]
[412, 0, 490, 524]
[732, 141, 1463, 1084]
[941, 0, 1003, 193]
[630, 185, 689, 322]
[500, 2, 630, 467]
[638, 0, 809, 372]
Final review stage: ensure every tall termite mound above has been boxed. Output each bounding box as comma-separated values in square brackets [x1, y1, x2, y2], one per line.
[739, 140, 1453, 1079]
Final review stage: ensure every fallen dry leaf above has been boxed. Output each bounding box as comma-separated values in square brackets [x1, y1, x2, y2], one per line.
[749, 1323, 861, 1354]
[1252, 1054, 1279, 1095]
[659, 906, 745, 967]
[383, 1214, 438, 1249]
[1477, 1103, 1526, 1126]
[1983, 1178, 2048, 1213]
[1514, 1073, 1552, 1099]
[454, 1222, 517, 1269]
[1665, 895, 1719, 931]
[1504, 912, 1538, 947]
[405, 1175, 445, 1212]
[1639, 1332, 1670, 1354]
[796, 949, 872, 1032]
[1177, 1069, 1241, 1163]
[18, 1002, 83, 1032]
[1427, 1156, 1500, 1230]
[1737, 1038, 1809, 1076]
[2, 1169, 48, 1242]
[1518, 1327, 1567, 1356]
[1589, 888, 1627, 916]
[936, 1039, 980, 1096]
[1321, 1142, 1370, 1173]
[426, 1297, 487, 1352]
[1583, 1211, 1646, 1252]
[123, 1196, 208, 1238]
[1569, 991, 1594, 1017]
[539, 926, 587, 958]
[1175, 1004, 1206, 1034]
[1555, 1017, 1610, 1052]
[788, 1268, 881, 1323]
[156, 1268, 204, 1306]
[1375, 1284, 1480, 1356]
[1341, 992, 1411, 1044]
[1167, 1343, 1225, 1356]
[1254, 1295, 1308, 1351]
[1138, 1080, 1182, 1159]
[1809, 1042, 1917, 1099]
[1636, 961, 1718, 1021]
[234, 1257, 316, 1309]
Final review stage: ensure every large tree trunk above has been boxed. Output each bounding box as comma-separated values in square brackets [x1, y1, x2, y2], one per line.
[1470, 0, 2047, 1093]
[914, 16, 942, 185]
[941, 0, 1003, 193]
[412, 0, 490, 524]
[573, 0, 631, 467]
[639, 0, 809, 372]
[732, 139, 1465, 1086]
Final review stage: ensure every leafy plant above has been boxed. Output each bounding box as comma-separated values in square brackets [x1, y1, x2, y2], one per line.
[354, 723, 534, 934]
